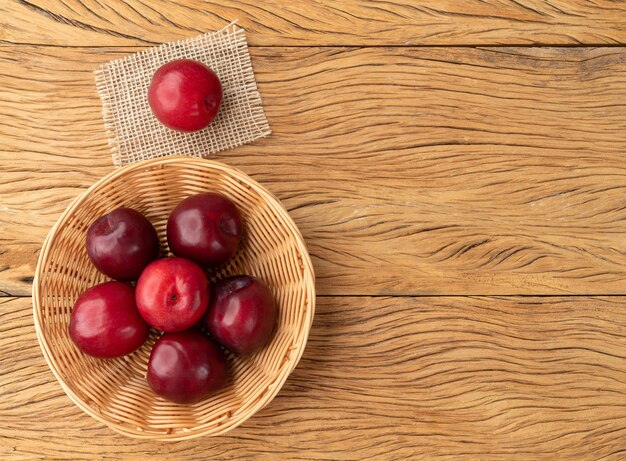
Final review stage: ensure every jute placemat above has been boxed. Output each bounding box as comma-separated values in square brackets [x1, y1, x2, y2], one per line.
[95, 22, 270, 167]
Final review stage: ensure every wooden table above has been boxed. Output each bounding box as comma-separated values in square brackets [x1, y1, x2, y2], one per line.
[2, 2, 626, 459]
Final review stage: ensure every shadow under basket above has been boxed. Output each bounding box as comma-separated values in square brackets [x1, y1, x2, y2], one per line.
[32, 156, 316, 440]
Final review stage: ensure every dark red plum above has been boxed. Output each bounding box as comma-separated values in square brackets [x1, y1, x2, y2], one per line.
[136, 257, 209, 332]
[205, 275, 276, 355]
[86, 207, 159, 281]
[69, 281, 149, 358]
[167, 192, 242, 267]
[147, 330, 227, 404]
[148, 59, 222, 132]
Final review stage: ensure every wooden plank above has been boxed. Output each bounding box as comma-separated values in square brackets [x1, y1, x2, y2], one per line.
[2, 1, 626, 47]
[1, 46, 626, 297]
[3, 295, 626, 459]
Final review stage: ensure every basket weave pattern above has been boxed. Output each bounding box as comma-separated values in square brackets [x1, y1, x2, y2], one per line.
[32, 157, 315, 440]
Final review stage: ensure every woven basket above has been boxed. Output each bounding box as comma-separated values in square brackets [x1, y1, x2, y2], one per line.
[32, 156, 315, 440]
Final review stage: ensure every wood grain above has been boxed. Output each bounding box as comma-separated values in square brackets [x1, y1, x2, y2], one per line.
[2, 0, 626, 47]
[4, 1, 626, 459]
[3, 295, 626, 459]
[1, 46, 626, 296]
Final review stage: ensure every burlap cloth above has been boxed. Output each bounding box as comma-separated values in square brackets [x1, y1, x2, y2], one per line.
[95, 22, 270, 167]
